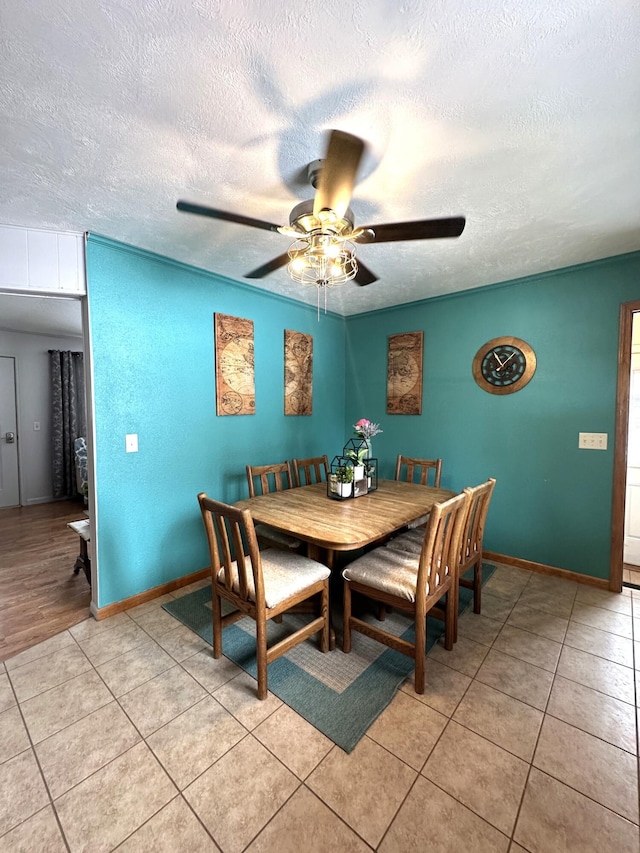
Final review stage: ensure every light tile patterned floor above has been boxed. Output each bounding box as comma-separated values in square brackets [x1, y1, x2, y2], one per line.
[1, 569, 639, 852]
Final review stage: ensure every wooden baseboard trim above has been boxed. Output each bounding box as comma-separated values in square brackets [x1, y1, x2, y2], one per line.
[92, 567, 211, 621]
[483, 552, 610, 590]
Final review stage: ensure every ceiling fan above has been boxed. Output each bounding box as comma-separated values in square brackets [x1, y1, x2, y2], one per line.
[176, 129, 465, 290]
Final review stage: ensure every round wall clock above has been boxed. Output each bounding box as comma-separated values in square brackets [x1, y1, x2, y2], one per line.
[472, 336, 536, 395]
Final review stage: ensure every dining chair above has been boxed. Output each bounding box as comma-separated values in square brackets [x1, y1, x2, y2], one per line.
[385, 478, 497, 642]
[395, 455, 444, 535]
[342, 490, 471, 694]
[246, 461, 302, 551]
[198, 493, 330, 699]
[394, 454, 443, 487]
[292, 454, 329, 486]
[455, 477, 496, 641]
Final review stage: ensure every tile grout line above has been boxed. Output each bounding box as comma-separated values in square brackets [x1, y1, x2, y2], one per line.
[2, 569, 639, 849]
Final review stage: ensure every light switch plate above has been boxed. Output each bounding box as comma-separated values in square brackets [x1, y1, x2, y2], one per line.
[125, 433, 138, 453]
[578, 432, 607, 450]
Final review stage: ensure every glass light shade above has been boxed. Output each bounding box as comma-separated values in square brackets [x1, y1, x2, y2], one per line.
[287, 234, 358, 287]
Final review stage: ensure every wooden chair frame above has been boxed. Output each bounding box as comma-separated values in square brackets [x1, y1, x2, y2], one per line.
[343, 491, 471, 694]
[395, 454, 443, 488]
[246, 461, 302, 551]
[246, 461, 294, 497]
[292, 454, 329, 487]
[198, 493, 329, 699]
[455, 478, 496, 641]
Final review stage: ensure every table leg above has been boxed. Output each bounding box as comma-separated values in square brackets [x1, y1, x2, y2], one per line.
[306, 544, 336, 648]
[72, 539, 91, 586]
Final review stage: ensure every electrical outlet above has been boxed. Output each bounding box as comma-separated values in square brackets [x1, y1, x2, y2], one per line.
[578, 432, 608, 450]
[125, 434, 138, 453]
[33, 421, 40, 431]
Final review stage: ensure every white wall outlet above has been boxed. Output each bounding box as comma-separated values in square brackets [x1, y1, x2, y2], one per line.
[578, 432, 608, 450]
[33, 421, 40, 431]
[125, 433, 138, 453]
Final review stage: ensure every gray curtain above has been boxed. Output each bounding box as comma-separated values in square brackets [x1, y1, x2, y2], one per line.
[50, 350, 86, 498]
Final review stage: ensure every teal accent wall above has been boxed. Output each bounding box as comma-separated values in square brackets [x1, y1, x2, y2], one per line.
[86, 235, 640, 606]
[86, 235, 346, 607]
[345, 252, 640, 579]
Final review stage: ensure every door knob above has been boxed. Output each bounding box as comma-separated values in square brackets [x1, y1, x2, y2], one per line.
[4, 432, 15, 443]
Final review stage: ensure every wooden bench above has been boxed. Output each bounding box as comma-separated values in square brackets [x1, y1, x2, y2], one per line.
[67, 519, 91, 585]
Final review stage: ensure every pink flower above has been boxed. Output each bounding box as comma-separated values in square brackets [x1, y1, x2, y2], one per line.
[353, 419, 383, 439]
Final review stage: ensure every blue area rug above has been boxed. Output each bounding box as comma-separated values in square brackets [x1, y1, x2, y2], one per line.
[163, 563, 495, 753]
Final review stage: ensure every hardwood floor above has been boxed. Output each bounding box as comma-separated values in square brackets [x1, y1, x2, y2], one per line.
[0, 499, 91, 661]
[624, 563, 640, 587]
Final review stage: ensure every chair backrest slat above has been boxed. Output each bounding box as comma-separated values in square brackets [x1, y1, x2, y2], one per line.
[198, 492, 265, 608]
[416, 492, 470, 602]
[246, 461, 293, 497]
[292, 455, 329, 486]
[395, 454, 443, 488]
[461, 478, 496, 565]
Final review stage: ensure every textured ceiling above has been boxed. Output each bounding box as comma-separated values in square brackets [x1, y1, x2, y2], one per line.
[1, 0, 639, 318]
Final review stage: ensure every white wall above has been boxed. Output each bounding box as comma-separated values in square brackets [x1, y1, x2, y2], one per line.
[0, 224, 85, 294]
[0, 329, 84, 504]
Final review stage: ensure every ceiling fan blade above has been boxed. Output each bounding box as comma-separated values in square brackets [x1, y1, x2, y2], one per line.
[359, 216, 466, 243]
[176, 201, 282, 233]
[245, 252, 291, 279]
[354, 260, 378, 286]
[313, 130, 366, 220]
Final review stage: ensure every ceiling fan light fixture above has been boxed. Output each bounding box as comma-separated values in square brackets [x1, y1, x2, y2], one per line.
[287, 234, 357, 288]
[177, 130, 465, 312]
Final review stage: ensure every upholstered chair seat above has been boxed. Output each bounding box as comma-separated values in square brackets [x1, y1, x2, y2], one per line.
[342, 491, 471, 694]
[198, 492, 331, 700]
[253, 523, 301, 551]
[384, 528, 424, 556]
[343, 548, 423, 603]
[216, 548, 330, 609]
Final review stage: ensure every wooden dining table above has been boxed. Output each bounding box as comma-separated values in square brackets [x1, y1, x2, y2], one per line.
[234, 479, 457, 569]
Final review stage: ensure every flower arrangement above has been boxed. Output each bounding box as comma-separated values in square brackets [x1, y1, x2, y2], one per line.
[353, 418, 383, 440]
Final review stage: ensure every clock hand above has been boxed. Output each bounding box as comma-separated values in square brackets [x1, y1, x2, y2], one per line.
[492, 351, 504, 369]
[500, 351, 516, 369]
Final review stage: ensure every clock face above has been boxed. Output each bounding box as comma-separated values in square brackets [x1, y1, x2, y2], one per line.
[472, 337, 536, 395]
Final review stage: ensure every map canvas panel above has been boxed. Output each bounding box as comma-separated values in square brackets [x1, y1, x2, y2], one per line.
[387, 331, 423, 415]
[284, 330, 313, 415]
[214, 313, 255, 416]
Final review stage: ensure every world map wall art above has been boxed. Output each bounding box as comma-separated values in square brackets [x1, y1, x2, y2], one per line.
[214, 313, 255, 416]
[284, 330, 313, 415]
[387, 330, 423, 415]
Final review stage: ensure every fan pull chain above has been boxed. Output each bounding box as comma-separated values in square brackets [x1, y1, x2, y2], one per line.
[315, 283, 329, 321]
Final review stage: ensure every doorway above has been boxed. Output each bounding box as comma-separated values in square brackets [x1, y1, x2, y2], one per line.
[0, 356, 20, 507]
[622, 313, 640, 586]
[611, 299, 640, 591]
[0, 290, 94, 652]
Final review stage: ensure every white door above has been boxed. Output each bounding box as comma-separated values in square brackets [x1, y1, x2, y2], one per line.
[624, 350, 640, 565]
[0, 356, 20, 508]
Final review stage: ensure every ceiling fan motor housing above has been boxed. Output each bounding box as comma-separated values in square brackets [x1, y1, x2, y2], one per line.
[288, 199, 355, 236]
[307, 159, 324, 189]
